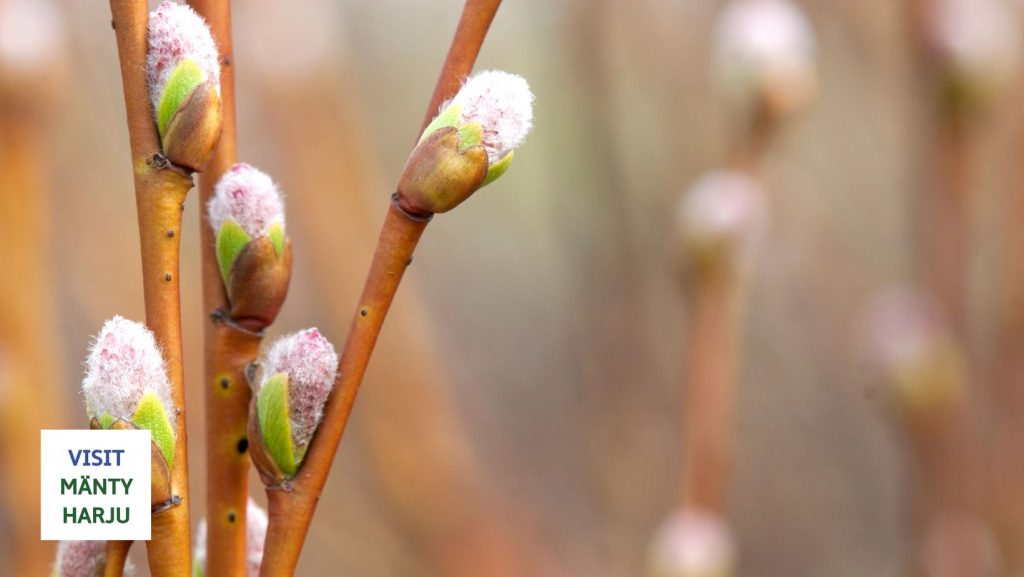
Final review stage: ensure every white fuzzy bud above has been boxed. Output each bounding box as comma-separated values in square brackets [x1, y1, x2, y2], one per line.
[0, 0, 63, 78]
[260, 328, 338, 448]
[208, 163, 286, 238]
[146, 0, 220, 114]
[713, 0, 817, 117]
[677, 171, 767, 272]
[53, 541, 106, 577]
[647, 510, 736, 577]
[448, 70, 535, 164]
[862, 286, 966, 410]
[927, 0, 1021, 101]
[81, 316, 174, 424]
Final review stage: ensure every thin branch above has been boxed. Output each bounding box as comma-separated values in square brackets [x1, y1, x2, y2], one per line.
[420, 0, 502, 131]
[108, 1, 194, 575]
[259, 2, 503, 574]
[103, 541, 132, 577]
[185, 1, 258, 575]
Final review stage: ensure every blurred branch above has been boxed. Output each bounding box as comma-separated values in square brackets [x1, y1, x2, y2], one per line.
[0, 7, 66, 572]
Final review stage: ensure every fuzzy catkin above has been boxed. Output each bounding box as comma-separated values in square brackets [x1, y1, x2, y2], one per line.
[207, 163, 285, 238]
[81, 316, 174, 424]
[146, 0, 220, 113]
[449, 70, 534, 164]
[260, 328, 338, 447]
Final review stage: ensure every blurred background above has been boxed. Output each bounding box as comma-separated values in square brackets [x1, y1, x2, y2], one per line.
[2, 0, 1023, 575]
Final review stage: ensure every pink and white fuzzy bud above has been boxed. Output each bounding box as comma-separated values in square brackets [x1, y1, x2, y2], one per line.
[194, 499, 268, 577]
[863, 287, 947, 376]
[146, 1, 220, 112]
[81, 316, 174, 423]
[53, 540, 106, 577]
[449, 70, 535, 164]
[207, 163, 285, 237]
[0, 0, 64, 78]
[260, 328, 338, 447]
[861, 286, 968, 410]
[713, 0, 817, 116]
[927, 0, 1021, 96]
[647, 509, 736, 577]
[678, 171, 767, 269]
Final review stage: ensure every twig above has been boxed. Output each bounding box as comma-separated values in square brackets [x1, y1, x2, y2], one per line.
[103, 541, 132, 577]
[184, 1, 258, 575]
[420, 0, 502, 131]
[679, 275, 742, 513]
[108, 1, 194, 574]
[259, 3, 502, 574]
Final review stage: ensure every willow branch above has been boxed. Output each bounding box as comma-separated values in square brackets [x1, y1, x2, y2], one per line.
[420, 0, 502, 130]
[108, 1, 194, 575]
[679, 275, 742, 513]
[184, 1, 257, 575]
[103, 541, 132, 577]
[259, 2, 502, 575]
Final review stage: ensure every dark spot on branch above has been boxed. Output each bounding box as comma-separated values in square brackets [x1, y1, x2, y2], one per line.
[166, 230, 175, 238]
[164, 273, 172, 282]
[360, 307, 369, 317]
[227, 512, 236, 523]
[220, 378, 230, 390]
[237, 438, 248, 454]
[149, 153, 169, 169]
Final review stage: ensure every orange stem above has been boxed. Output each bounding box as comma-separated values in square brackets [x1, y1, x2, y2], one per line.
[185, 1, 256, 575]
[108, 1, 194, 575]
[257, 2, 501, 574]
[260, 203, 427, 576]
[420, 0, 503, 131]
[103, 541, 133, 577]
[680, 275, 742, 514]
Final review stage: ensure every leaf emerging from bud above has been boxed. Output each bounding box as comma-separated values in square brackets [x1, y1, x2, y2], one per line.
[81, 316, 176, 468]
[147, 1, 222, 170]
[208, 164, 290, 329]
[402, 70, 535, 213]
[677, 171, 767, 279]
[251, 329, 338, 479]
[647, 509, 736, 577]
[713, 0, 817, 120]
[193, 498, 268, 577]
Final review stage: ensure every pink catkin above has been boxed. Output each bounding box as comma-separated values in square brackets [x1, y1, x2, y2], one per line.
[260, 328, 338, 447]
[146, 0, 220, 113]
[207, 163, 285, 238]
[448, 70, 534, 164]
[678, 170, 767, 264]
[81, 316, 174, 424]
[53, 540, 106, 577]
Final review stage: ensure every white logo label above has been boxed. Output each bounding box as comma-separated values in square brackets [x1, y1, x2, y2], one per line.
[40, 430, 152, 540]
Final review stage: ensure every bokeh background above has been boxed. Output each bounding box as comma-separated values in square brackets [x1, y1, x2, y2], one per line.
[2, 0, 1023, 575]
